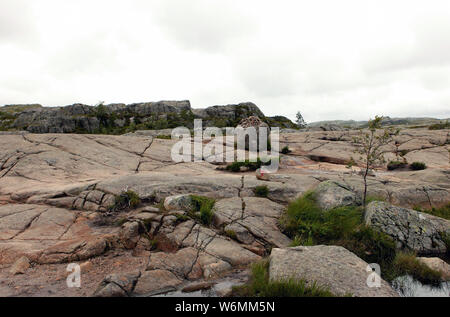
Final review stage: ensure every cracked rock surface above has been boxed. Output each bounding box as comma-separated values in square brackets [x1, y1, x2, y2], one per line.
[0, 128, 448, 297]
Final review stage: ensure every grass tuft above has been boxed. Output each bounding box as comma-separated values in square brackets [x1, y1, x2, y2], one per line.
[190, 195, 216, 226]
[109, 190, 141, 212]
[387, 161, 407, 171]
[410, 162, 427, 170]
[254, 185, 269, 198]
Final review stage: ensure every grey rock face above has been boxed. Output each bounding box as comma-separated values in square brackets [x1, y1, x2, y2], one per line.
[364, 201, 450, 255]
[199, 102, 264, 120]
[10, 101, 191, 134]
[3, 100, 279, 134]
[125, 100, 191, 116]
[269, 246, 398, 297]
[314, 180, 361, 210]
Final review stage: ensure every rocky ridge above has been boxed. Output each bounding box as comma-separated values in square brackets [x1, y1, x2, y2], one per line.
[0, 101, 297, 134]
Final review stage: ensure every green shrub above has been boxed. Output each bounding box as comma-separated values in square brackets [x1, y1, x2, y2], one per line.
[281, 192, 362, 243]
[254, 185, 269, 198]
[190, 195, 215, 226]
[281, 146, 291, 154]
[339, 226, 397, 268]
[174, 213, 190, 223]
[0, 111, 15, 121]
[410, 162, 427, 170]
[428, 121, 450, 130]
[226, 158, 275, 173]
[225, 230, 237, 240]
[388, 252, 442, 285]
[232, 259, 335, 297]
[109, 190, 141, 211]
[387, 161, 407, 171]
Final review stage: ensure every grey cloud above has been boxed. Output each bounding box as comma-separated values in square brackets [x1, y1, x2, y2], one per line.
[365, 14, 450, 74]
[152, 0, 255, 52]
[0, 0, 36, 45]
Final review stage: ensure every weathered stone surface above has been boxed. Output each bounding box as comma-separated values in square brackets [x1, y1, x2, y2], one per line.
[9, 256, 30, 275]
[0, 205, 47, 239]
[269, 246, 398, 297]
[35, 236, 112, 264]
[182, 282, 214, 293]
[147, 248, 202, 280]
[133, 270, 182, 296]
[94, 272, 141, 297]
[0, 126, 448, 297]
[213, 197, 290, 248]
[314, 180, 360, 210]
[364, 202, 450, 254]
[119, 221, 140, 249]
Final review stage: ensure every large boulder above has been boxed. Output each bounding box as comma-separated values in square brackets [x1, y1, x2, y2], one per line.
[364, 202, 450, 255]
[314, 180, 360, 210]
[269, 246, 398, 297]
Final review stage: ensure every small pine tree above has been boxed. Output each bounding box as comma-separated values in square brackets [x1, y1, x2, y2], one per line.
[352, 116, 399, 209]
[296, 111, 307, 128]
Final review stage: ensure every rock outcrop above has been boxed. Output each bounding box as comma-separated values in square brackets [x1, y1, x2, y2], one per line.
[364, 202, 450, 255]
[269, 246, 398, 297]
[1, 101, 292, 134]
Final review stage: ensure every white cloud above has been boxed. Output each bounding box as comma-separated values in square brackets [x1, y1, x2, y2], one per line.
[0, 0, 448, 122]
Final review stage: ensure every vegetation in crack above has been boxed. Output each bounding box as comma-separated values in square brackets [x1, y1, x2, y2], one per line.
[189, 195, 216, 226]
[108, 190, 141, 212]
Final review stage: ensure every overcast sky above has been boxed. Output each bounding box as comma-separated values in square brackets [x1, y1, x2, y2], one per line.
[0, 0, 449, 122]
